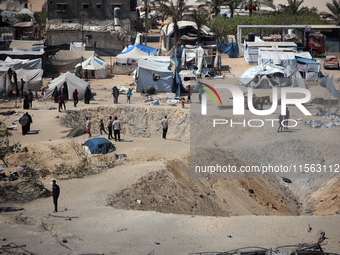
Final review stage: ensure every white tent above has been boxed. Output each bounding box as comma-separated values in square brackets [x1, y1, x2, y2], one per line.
[81, 56, 108, 79]
[115, 44, 158, 64]
[136, 57, 173, 93]
[0, 72, 11, 98]
[44, 72, 90, 100]
[70, 42, 85, 51]
[16, 69, 44, 91]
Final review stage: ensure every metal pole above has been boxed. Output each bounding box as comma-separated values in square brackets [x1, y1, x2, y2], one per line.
[145, 0, 148, 45]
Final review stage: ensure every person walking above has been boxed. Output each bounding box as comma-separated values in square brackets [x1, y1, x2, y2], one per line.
[73, 89, 79, 107]
[13, 71, 18, 88]
[161, 115, 168, 139]
[187, 85, 191, 103]
[113, 116, 121, 141]
[107, 116, 113, 140]
[127, 88, 132, 103]
[53, 87, 59, 103]
[27, 89, 33, 109]
[198, 86, 203, 104]
[57, 92, 62, 112]
[23, 91, 29, 109]
[277, 114, 284, 133]
[52, 180, 60, 213]
[19, 112, 32, 135]
[99, 119, 107, 135]
[112, 86, 119, 104]
[85, 117, 91, 138]
[284, 107, 290, 130]
[61, 91, 66, 110]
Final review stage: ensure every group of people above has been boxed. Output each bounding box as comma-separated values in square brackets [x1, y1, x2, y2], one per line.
[99, 116, 121, 141]
[111, 87, 133, 104]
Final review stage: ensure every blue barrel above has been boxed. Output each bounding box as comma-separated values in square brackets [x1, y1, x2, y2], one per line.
[114, 7, 120, 17]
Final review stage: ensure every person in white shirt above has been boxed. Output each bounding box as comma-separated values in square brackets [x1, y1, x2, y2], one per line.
[113, 116, 121, 141]
[161, 115, 168, 139]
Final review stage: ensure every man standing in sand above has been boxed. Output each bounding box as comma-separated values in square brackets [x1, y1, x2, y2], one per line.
[284, 107, 290, 130]
[161, 115, 168, 139]
[277, 113, 284, 133]
[73, 89, 78, 107]
[113, 116, 121, 141]
[108, 116, 113, 140]
[86, 117, 91, 138]
[52, 180, 60, 213]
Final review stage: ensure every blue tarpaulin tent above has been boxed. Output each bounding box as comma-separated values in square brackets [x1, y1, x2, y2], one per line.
[217, 43, 239, 58]
[121, 44, 158, 55]
[84, 138, 115, 154]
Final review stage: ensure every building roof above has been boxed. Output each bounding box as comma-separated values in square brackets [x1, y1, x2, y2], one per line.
[9, 40, 45, 50]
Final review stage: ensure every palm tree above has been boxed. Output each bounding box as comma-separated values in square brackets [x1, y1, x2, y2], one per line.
[196, 0, 226, 16]
[192, 9, 208, 43]
[282, 0, 304, 15]
[225, 0, 243, 18]
[321, 0, 340, 25]
[160, 0, 189, 48]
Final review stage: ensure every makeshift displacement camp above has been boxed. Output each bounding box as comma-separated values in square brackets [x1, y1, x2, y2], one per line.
[84, 138, 116, 154]
[115, 44, 158, 64]
[44, 72, 90, 100]
[48, 50, 95, 73]
[135, 57, 173, 93]
[78, 55, 108, 79]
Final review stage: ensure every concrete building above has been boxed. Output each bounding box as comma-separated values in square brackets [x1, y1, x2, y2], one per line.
[48, 0, 137, 25]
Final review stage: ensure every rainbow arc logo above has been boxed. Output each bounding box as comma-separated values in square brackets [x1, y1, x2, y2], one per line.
[200, 82, 223, 106]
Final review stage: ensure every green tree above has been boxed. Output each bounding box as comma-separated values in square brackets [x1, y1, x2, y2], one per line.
[160, 0, 189, 47]
[225, 0, 243, 18]
[281, 0, 304, 15]
[191, 9, 208, 43]
[321, 0, 340, 25]
[196, 0, 226, 16]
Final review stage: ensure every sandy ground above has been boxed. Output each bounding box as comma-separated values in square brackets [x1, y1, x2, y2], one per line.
[1, 31, 340, 254]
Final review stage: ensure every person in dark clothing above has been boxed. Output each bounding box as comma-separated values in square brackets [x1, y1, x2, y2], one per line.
[84, 69, 89, 81]
[27, 89, 33, 109]
[99, 119, 107, 135]
[277, 114, 284, 133]
[7, 68, 12, 81]
[63, 82, 68, 101]
[61, 91, 66, 110]
[23, 91, 29, 109]
[107, 116, 113, 139]
[52, 87, 59, 103]
[52, 180, 60, 212]
[112, 86, 119, 104]
[284, 107, 290, 130]
[20, 78, 25, 100]
[19, 112, 32, 135]
[12, 71, 17, 87]
[73, 89, 79, 107]
[84, 86, 91, 104]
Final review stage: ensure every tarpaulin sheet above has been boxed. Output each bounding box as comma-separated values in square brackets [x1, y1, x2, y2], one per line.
[217, 43, 239, 58]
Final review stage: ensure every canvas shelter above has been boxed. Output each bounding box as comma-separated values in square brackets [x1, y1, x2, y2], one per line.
[115, 44, 158, 64]
[239, 64, 287, 86]
[296, 57, 321, 81]
[319, 74, 340, 98]
[244, 42, 297, 65]
[136, 57, 173, 93]
[0, 72, 11, 98]
[16, 69, 44, 91]
[80, 55, 108, 78]
[84, 138, 115, 154]
[48, 50, 95, 73]
[0, 57, 42, 71]
[44, 72, 90, 100]
[70, 42, 85, 51]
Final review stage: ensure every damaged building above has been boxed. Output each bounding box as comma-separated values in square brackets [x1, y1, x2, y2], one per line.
[46, 0, 138, 54]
